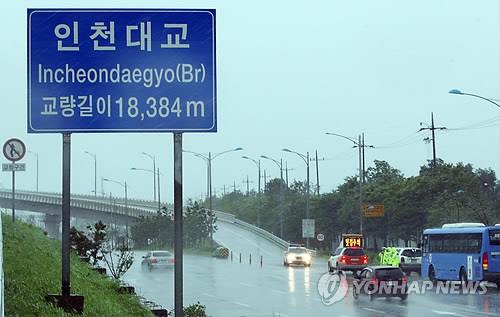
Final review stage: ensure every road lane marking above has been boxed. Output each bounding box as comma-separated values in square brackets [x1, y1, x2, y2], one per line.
[432, 311, 467, 317]
[448, 305, 498, 317]
[362, 307, 386, 314]
[233, 301, 251, 308]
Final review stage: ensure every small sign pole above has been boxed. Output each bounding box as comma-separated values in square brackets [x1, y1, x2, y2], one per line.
[11, 163, 15, 222]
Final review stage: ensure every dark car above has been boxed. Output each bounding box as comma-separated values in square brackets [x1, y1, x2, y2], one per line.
[353, 266, 408, 300]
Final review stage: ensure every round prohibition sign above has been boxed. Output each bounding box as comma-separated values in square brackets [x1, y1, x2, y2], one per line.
[3, 138, 26, 162]
[317, 233, 325, 242]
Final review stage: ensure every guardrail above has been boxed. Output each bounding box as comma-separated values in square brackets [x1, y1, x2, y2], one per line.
[0, 189, 170, 210]
[214, 210, 317, 256]
[214, 210, 290, 249]
[0, 190, 154, 219]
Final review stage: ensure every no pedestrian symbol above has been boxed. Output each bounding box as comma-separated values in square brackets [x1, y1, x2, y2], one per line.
[3, 138, 26, 162]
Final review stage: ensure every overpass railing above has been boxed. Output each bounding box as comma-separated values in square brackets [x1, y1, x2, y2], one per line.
[0, 190, 154, 219]
[215, 210, 290, 249]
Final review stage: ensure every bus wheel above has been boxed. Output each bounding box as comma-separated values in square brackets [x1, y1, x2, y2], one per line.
[459, 267, 468, 284]
[429, 266, 437, 285]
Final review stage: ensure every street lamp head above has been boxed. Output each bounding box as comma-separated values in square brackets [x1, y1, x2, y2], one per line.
[449, 89, 463, 95]
[282, 148, 292, 153]
[233, 147, 243, 151]
[260, 155, 270, 159]
[242, 156, 249, 159]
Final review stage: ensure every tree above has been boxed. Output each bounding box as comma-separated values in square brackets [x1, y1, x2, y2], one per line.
[70, 221, 107, 266]
[101, 242, 134, 280]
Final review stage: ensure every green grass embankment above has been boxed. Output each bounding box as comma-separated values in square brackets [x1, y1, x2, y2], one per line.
[3, 215, 153, 317]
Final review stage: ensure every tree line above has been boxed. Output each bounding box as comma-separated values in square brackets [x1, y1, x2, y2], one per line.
[210, 159, 500, 250]
[130, 201, 216, 249]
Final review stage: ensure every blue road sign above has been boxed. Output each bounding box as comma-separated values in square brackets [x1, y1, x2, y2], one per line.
[27, 9, 216, 133]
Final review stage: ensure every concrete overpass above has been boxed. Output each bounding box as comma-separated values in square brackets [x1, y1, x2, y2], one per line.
[0, 189, 158, 237]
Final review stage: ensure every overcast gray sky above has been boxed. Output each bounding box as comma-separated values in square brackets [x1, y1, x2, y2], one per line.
[1, 0, 499, 203]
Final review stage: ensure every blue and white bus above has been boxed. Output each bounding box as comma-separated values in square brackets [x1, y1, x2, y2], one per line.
[421, 223, 500, 286]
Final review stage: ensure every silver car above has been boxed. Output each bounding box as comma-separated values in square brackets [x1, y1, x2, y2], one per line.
[141, 251, 175, 271]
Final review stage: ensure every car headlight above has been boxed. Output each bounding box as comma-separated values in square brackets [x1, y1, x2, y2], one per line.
[287, 254, 295, 262]
[302, 253, 311, 262]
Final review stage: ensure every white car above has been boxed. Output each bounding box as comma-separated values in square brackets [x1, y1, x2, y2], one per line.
[283, 246, 312, 267]
[141, 250, 175, 271]
[396, 247, 421, 274]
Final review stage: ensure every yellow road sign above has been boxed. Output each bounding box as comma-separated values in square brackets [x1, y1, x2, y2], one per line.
[363, 204, 384, 217]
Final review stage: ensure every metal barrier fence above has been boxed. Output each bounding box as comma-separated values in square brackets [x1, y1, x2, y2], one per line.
[0, 190, 154, 219]
[215, 210, 290, 249]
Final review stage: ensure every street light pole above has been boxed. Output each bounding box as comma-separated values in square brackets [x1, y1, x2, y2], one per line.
[131, 167, 164, 211]
[142, 152, 157, 202]
[325, 132, 372, 234]
[449, 89, 500, 108]
[242, 156, 261, 226]
[282, 149, 311, 247]
[102, 177, 129, 243]
[208, 151, 213, 243]
[184, 147, 243, 245]
[84, 151, 97, 197]
[261, 155, 284, 237]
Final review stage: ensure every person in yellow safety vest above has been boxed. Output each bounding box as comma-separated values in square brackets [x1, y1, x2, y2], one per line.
[378, 247, 400, 267]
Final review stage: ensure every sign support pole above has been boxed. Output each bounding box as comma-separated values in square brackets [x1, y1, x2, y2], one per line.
[46, 134, 83, 313]
[173, 133, 184, 317]
[11, 166, 15, 222]
[62, 133, 71, 296]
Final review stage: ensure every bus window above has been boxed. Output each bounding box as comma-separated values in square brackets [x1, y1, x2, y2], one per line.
[489, 230, 500, 245]
[428, 233, 481, 253]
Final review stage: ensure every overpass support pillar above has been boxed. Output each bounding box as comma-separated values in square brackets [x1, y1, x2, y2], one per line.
[44, 214, 61, 239]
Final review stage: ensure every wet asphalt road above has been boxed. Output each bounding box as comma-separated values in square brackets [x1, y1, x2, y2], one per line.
[122, 220, 500, 317]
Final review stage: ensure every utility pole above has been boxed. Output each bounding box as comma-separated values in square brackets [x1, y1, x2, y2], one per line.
[157, 167, 161, 211]
[283, 163, 295, 187]
[362, 134, 366, 183]
[242, 176, 253, 195]
[419, 112, 446, 168]
[358, 135, 363, 235]
[261, 170, 268, 190]
[285, 161, 289, 186]
[359, 134, 374, 183]
[280, 159, 284, 239]
[315, 150, 320, 195]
